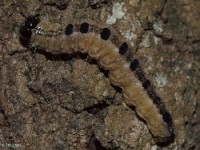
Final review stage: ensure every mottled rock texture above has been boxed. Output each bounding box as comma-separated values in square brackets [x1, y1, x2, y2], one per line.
[0, 0, 199, 149]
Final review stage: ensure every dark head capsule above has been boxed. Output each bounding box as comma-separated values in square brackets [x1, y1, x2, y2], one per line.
[19, 15, 40, 47]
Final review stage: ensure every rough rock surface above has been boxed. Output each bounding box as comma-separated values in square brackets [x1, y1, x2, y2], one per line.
[0, 0, 199, 149]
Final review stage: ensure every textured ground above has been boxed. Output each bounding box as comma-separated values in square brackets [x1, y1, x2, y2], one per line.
[0, 0, 199, 149]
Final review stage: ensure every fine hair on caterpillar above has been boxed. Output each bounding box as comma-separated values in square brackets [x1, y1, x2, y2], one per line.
[19, 15, 174, 144]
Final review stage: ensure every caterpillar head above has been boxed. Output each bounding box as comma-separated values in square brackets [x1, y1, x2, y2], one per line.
[19, 15, 40, 48]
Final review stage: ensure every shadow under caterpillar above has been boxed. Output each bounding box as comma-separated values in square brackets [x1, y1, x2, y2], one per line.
[19, 15, 174, 143]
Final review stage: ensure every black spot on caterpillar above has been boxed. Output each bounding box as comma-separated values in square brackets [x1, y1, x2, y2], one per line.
[80, 22, 90, 34]
[119, 42, 128, 55]
[100, 28, 111, 40]
[65, 24, 73, 35]
[19, 15, 174, 143]
[130, 59, 139, 71]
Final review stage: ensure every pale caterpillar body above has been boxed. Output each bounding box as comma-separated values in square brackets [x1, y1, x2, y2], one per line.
[19, 15, 174, 142]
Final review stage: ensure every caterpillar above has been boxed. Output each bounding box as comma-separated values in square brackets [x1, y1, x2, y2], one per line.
[19, 15, 174, 142]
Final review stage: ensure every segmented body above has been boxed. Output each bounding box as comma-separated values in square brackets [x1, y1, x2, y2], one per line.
[19, 16, 173, 141]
